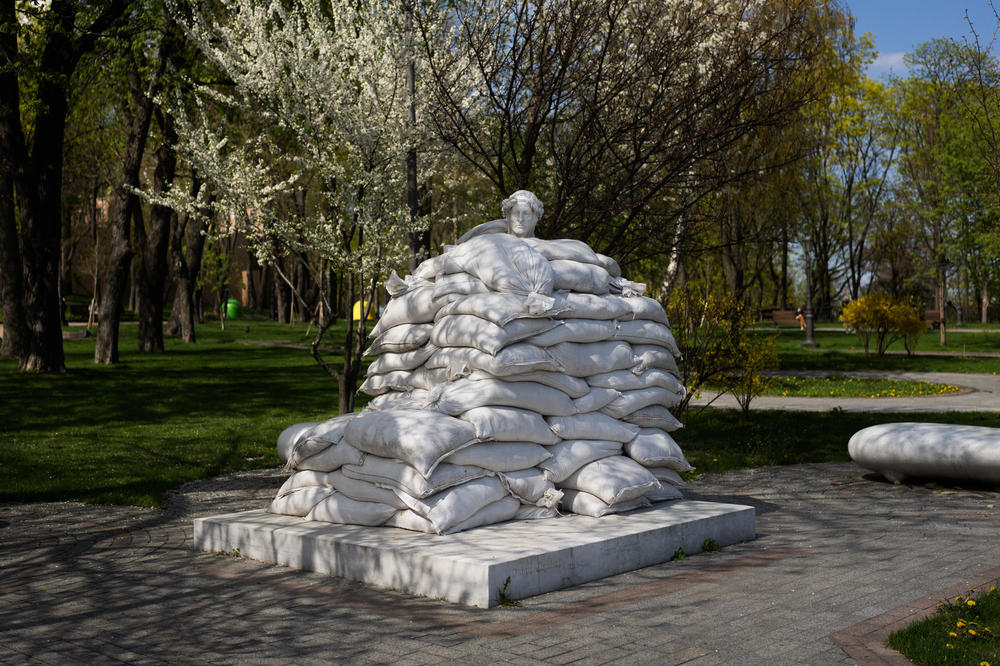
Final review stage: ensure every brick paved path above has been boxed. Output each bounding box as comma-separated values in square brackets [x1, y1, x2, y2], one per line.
[2, 463, 998, 664]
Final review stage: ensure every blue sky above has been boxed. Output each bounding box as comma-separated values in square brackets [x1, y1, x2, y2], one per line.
[848, 1, 999, 76]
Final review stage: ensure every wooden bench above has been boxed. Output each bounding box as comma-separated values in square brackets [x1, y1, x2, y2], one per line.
[770, 309, 799, 325]
[924, 310, 942, 328]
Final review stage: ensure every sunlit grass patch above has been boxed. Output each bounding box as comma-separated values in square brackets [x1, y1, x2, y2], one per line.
[887, 585, 1000, 665]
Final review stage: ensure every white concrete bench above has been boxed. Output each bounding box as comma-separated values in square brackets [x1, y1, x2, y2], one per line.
[849, 422, 1000, 484]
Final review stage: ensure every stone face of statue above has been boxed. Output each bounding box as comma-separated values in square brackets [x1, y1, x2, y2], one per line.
[501, 190, 544, 238]
[506, 200, 539, 238]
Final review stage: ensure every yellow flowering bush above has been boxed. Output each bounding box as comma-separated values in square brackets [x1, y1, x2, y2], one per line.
[840, 293, 925, 356]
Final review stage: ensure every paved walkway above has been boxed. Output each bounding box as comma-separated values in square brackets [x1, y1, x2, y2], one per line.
[689, 371, 1000, 413]
[2, 463, 999, 665]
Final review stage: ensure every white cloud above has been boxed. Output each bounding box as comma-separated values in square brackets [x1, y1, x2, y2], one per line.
[868, 51, 907, 77]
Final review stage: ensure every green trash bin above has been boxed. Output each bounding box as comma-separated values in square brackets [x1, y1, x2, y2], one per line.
[225, 298, 242, 319]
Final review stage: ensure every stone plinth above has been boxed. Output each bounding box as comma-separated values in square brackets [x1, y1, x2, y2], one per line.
[194, 500, 755, 607]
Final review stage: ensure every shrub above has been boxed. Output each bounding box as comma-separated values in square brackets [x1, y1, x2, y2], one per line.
[664, 284, 777, 418]
[840, 293, 925, 356]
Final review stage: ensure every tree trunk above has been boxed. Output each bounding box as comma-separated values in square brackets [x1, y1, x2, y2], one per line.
[982, 284, 990, 324]
[0, 16, 29, 360]
[136, 114, 177, 352]
[95, 59, 163, 364]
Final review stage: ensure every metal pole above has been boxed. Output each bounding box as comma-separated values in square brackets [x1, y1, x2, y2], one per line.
[802, 241, 818, 348]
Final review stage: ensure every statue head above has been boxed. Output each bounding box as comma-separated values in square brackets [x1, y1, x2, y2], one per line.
[501, 190, 544, 238]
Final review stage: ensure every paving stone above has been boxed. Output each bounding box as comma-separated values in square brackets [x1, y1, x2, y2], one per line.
[2, 462, 999, 663]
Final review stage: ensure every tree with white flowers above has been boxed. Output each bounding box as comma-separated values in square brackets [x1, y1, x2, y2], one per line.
[169, 0, 446, 412]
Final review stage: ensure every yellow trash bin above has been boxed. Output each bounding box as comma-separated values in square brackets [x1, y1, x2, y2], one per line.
[352, 300, 377, 321]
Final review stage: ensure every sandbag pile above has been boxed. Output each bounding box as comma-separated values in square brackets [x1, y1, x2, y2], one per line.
[268, 230, 693, 534]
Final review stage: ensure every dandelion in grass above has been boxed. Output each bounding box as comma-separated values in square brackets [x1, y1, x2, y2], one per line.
[968, 600, 977, 607]
[947, 642, 955, 648]
[949, 631, 958, 637]
[958, 620, 968, 628]
[969, 629, 978, 636]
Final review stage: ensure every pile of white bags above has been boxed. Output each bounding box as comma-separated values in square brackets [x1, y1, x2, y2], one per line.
[269, 228, 692, 534]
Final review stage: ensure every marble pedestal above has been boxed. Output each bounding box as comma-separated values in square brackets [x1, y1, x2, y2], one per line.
[193, 500, 755, 607]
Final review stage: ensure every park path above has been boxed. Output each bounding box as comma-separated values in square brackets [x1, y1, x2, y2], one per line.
[2, 463, 998, 664]
[689, 370, 1000, 413]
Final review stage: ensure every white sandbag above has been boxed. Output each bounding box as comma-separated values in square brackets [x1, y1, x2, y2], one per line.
[443, 496, 519, 534]
[369, 286, 441, 338]
[560, 455, 660, 505]
[296, 441, 366, 472]
[526, 319, 617, 346]
[285, 414, 356, 468]
[623, 406, 683, 432]
[383, 509, 436, 533]
[499, 469, 560, 506]
[595, 253, 621, 277]
[622, 296, 670, 325]
[364, 323, 432, 356]
[343, 409, 478, 477]
[435, 379, 577, 416]
[644, 483, 684, 502]
[546, 341, 637, 377]
[342, 456, 489, 499]
[394, 476, 510, 534]
[848, 422, 1000, 484]
[366, 344, 438, 374]
[431, 314, 559, 355]
[465, 369, 589, 398]
[443, 235, 554, 310]
[327, 470, 408, 509]
[305, 492, 397, 526]
[276, 469, 337, 496]
[587, 368, 685, 395]
[412, 253, 452, 280]
[625, 428, 693, 471]
[601, 387, 683, 419]
[547, 412, 640, 442]
[431, 272, 489, 299]
[538, 439, 623, 483]
[610, 276, 646, 296]
[384, 270, 431, 297]
[615, 320, 680, 356]
[515, 504, 560, 520]
[458, 406, 561, 444]
[359, 366, 447, 396]
[436, 292, 569, 327]
[426, 344, 562, 376]
[573, 387, 621, 414]
[522, 237, 602, 265]
[443, 442, 552, 472]
[632, 344, 680, 375]
[549, 259, 611, 294]
[268, 486, 334, 517]
[366, 389, 431, 411]
[560, 489, 650, 517]
[651, 467, 687, 487]
[550, 292, 632, 320]
[277, 421, 321, 463]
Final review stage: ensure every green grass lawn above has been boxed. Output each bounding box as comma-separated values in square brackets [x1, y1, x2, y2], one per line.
[705, 375, 962, 398]
[2, 316, 998, 508]
[768, 328, 1000, 373]
[887, 586, 999, 665]
[0, 319, 363, 506]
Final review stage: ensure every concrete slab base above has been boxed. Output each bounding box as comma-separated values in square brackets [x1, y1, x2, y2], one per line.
[193, 500, 755, 607]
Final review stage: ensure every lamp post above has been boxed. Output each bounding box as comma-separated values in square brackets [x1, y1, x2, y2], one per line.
[802, 239, 819, 348]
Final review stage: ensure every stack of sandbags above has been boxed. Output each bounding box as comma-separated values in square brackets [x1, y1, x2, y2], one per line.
[268, 231, 692, 532]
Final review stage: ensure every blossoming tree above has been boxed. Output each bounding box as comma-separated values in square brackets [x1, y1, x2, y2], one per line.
[170, 0, 443, 412]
